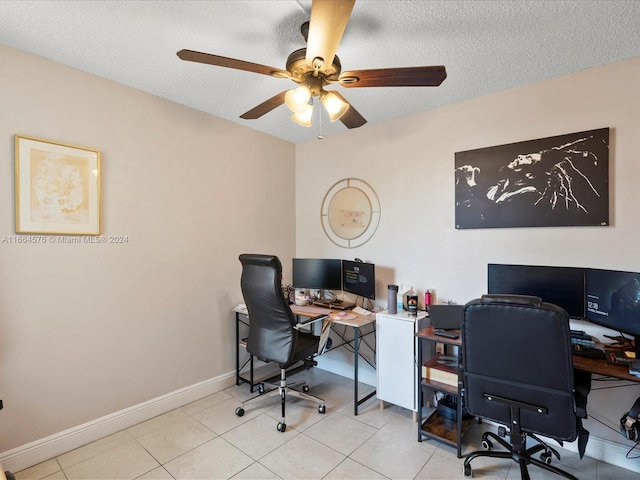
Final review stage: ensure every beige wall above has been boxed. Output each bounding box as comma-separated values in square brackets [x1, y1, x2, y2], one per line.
[0, 44, 295, 455]
[2, 39, 640, 471]
[296, 56, 640, 466]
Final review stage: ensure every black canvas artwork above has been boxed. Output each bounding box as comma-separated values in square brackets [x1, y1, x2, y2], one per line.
[455, 128, 609, 229]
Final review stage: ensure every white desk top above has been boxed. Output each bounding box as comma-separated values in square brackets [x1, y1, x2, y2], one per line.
[234, 303, 376, 328]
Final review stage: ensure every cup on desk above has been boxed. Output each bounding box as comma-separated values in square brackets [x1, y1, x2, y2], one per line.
[295, 293, 309, 306]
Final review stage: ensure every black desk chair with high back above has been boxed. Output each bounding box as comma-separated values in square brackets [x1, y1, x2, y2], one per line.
[462, 295, 590, 480]
[235, 254, 326, 432]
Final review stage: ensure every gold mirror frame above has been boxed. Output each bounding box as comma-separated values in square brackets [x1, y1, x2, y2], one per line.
[321, 178, 380, 248]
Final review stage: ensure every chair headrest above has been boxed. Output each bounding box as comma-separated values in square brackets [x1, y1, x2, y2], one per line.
[239, 253, 280, 269]
[480, 294, 543, 307]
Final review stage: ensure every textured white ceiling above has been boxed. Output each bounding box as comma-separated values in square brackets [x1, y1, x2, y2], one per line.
[1, 0, 639, 144]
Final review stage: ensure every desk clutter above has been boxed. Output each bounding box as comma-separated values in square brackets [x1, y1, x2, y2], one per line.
[570, 329, 639, 368]
[571, 330, 607, 359]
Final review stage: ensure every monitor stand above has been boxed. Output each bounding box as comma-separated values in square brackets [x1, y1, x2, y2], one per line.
[311, 289, 356, 310]
[312, 300, 355, 310]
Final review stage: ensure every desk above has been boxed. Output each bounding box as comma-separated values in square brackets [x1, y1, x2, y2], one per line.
[234, 304, 376, 415]
[573, 354, 640, 382]
[414, 325, 640, 457]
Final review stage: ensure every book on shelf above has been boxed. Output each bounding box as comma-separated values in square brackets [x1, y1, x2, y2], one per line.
[422, 355, 459, 387]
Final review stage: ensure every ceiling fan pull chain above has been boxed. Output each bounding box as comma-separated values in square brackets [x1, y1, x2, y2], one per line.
[317, 103, 324, 140]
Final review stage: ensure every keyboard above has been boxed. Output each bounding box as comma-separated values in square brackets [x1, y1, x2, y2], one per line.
[572, 344, 606, 359]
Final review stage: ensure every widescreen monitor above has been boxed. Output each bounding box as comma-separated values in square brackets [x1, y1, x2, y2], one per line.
[487, 264, 585, 319]
[585, 268, 640, 341]
[342, 260, 376, 299]
[292, 258, 342, 290]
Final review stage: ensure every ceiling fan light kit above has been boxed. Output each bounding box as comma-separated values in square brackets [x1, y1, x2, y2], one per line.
[177, 0, 446, 134]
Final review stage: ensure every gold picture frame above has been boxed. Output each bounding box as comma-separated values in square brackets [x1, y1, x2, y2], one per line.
[14, 135, 101, 235]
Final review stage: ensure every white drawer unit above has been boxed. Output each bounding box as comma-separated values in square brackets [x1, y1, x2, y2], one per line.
[376, 310, 428, 411]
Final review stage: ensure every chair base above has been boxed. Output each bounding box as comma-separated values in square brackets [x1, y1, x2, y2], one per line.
[235, 368, 325, 432]
[463, 430, 578, 480]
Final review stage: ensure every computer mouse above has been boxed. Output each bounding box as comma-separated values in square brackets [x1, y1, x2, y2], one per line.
[338, 311, 347, 316]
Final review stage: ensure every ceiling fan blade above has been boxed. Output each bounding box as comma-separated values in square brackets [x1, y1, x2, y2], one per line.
[177, 49, 290, 78]
[339, 66, 447, 88]
[331, 91, 367, 129]
[239, 91, 287, 120]
[305, 0, 355, 71]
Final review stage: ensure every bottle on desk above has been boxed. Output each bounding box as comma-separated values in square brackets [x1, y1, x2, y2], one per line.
[388, 284, 398, 314]
[407, 288, 418, 316]
[425, 290, 432, 308]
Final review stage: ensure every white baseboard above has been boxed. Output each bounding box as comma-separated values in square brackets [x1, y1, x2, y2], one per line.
[0, 371, 236, 473]
[562, 433, 640, 474]
[482, 419, 640, 474]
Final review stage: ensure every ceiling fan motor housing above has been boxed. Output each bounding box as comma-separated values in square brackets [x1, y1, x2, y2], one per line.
[286, 48, 341, 86]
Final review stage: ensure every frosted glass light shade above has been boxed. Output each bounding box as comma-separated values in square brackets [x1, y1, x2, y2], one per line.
[285, 85, 312, 113]
[321, 91, 349, 122]
[291, 103, 313, 127]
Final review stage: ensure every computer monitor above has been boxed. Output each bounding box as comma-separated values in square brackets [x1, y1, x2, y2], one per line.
[292, 258, 342, 290]
[487, 264, 585, 319]
[585, 268, 640, 354]
[342, 260, 376, 300]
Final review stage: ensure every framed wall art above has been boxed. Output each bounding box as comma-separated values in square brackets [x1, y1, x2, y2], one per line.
[454, 128, 609, 229]
[14, 135, 101, 235]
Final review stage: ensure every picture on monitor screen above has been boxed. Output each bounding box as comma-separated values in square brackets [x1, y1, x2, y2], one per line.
[342, 260, 375, 299]
[487, 264, 585, 319]
[586, 268, 640, 337]
[292, 258, 342, 290]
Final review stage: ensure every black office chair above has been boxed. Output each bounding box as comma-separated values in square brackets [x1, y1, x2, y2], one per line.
[235, 254, 326, 432]
[462, 295, 590, 480]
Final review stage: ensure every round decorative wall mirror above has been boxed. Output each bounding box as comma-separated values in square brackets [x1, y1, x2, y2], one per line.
[321, 178, 380, 248]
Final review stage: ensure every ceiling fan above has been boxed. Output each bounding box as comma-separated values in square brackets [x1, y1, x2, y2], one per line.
[177, 0, 446, 130]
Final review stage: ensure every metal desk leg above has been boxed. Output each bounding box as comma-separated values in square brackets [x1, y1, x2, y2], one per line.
[353, 325, 376, 415]
[235, 312, 241, 386]
[354, 326, 359, 415]
[417, 336, 423, 441]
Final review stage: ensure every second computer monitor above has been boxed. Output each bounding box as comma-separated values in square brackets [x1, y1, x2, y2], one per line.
[487, 263, 585, 319]
[585, 268, 640, 337]
[342, 260, 376, 299]
[292, 258, 342, 290]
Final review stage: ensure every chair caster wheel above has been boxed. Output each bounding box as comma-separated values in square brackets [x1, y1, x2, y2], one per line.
[277, 422, 286, 432]
[318, 404, 326, 414]
[540, 451, 552, 465]
[302, 385, 310, 393]
[481, 439, 493, 450]
[464, 464, 472, 476]
[235, 407, 244, 417]
[258, 384, 265, 395]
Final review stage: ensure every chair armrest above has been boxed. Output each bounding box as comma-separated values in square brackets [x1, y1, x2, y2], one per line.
[296, 314, 329, 327]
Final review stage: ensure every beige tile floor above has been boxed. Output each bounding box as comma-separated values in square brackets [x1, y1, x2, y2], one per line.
[14, 369, 639, 480]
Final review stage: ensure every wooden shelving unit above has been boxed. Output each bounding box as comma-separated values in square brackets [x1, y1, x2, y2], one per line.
[416, 326, 472, 457]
